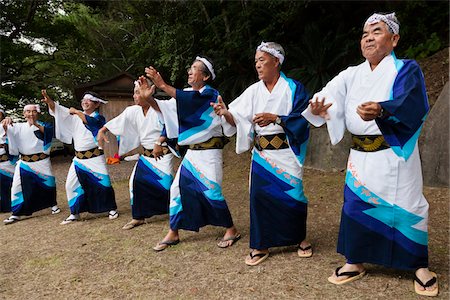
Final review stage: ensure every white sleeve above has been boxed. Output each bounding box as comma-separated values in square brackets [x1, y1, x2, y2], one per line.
[105, 107, 140, 156]
[53, 103, 76, 144]
[301, 69, 349, 145]
[156, 98, 179, 139]
[228, 87, 256, 154]
[5, 124, 19, 155]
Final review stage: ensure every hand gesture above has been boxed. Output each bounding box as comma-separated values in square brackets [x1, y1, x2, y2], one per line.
[309, 97, 332, 120]
[138, 76, 156, 101]
[1, 117, 13, 130]
[41, 89, 53, 104]
[253, 112, 277, 127]
[152, 143, 164, 160]
[211, 95, 228, 116]
[69, 107, 78, 115]
[145, 66, 165, 89]
[97, 129, 109, 148]
[357, 101, 382, 121]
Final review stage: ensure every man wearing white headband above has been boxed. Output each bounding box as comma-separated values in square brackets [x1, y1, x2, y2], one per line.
[1, 103, 60, 224]
[97, 77, 175, 230]
[212, 41, 312, 266]
[42, 89, 118, 225]
[0, 108, 17, 213]
[302, 13, 438, 296]
[145, 56, 240, 251]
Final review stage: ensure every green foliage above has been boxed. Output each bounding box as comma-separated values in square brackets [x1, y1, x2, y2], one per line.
[404, 33, 442, 60]
[1, 0, 448, 113]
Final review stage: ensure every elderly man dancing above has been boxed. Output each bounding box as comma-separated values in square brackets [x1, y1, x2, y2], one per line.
[1, 104, 60, 224]
[213, 42, 312, 266]
[146, 56, 240, 251]
[302, 13, 438, 296]
[42, 90, 118, 224]
[97, 78, 174, 230]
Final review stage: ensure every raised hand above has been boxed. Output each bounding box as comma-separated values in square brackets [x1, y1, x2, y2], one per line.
[357, 101, 382, 121]
[41, 89, 56, 111]
[211, 95, 228, 116]
[145, 66, 164, 89]
[138, 76, 156, 101]
[309, 97, 332, 120]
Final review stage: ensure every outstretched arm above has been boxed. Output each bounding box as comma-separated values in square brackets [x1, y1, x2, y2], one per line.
[41, 89, 56, 112]
[69, 107, 88, 124]
[145, 66, 176, 99]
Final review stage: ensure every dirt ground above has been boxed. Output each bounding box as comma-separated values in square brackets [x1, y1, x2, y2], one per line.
[0, 144, 448, 300]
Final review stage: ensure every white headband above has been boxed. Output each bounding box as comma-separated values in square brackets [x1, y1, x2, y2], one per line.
[24, 104, 40, 113]
[256, 41, 285, 65]
[83, 93, 108, 104]
[365, 13, 399, 34]
[195, 56, 216, 80]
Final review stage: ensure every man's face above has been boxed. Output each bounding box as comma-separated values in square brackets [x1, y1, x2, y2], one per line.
[133, 86, 147, 106]
[23, 108, 39, 124]
[187, 61, 209, 88]
[81, 98, 100, 113]
[254, 51, 279, 82]
[361, 22, 399, 66]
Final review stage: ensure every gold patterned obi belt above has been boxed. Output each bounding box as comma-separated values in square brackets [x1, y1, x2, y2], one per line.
[143, 146, 170, 158]
[188, 137, 230, 150]
[254, 133, 289, 151]
[0, 154, 9, 162]
[75, 147, 104, 159]
[351, 135, 390, 152]
[20, 152, 50, 162]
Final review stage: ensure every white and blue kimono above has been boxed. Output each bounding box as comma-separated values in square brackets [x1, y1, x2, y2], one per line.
[51, 103, 117, 215]
[157, 86, 234, 232]
[105, 105, 174, 219]
[225, 73, 310, 249]
[6, 122, 57, 216]
[302, 52, 429, 270]
[0, 127, 17, 212]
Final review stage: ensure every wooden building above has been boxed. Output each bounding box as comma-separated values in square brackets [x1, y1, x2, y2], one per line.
[74, 72, 135, 158]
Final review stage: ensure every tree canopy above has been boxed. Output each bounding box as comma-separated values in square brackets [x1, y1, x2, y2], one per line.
[1, 0, 448, 116]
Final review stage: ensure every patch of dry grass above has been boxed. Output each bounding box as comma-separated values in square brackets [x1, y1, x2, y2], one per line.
[0, 146, 448, 299]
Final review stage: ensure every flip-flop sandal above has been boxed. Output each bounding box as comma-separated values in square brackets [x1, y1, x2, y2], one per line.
[245, 251, 269, 266]
[3, 216, 19, 225]
[217, 233, 241, 248]
[414, 271, 438, 297]
[109, 211, 119, 220]
[297, 244, 313, 258]
[122, 220, 145, 230]
[153, 239, 180, 252]
[51, 207, 61, 214]
[327, 266, 366, 285]
[60, 217, 78, 225]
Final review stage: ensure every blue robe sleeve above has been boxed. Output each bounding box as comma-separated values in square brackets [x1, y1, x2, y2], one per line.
[376, 60, 429, 160]
[85, 112, 106, 139]
[280, 79, 310, 164]
[34, 121, 54, 151]
[175, 87, 218, 134]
